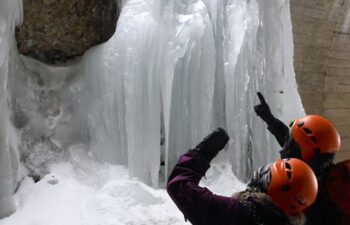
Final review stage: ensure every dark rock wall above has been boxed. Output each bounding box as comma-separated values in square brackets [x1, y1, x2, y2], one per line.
[16, 0, 119, 64]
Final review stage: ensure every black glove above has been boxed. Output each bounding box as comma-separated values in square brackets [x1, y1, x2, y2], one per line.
[193, 127, 229, 162]
[254, 92, 274, 124]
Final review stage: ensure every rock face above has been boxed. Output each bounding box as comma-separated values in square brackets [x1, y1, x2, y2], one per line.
[16, 0, 119, 64]
[290, 0, 350, 162]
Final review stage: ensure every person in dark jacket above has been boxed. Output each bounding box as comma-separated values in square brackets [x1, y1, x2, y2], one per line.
[252, 92, 343, 225]
[324, 159, 350, 225]
[167, 128, 318, 225]
[253, 92, 340, 176]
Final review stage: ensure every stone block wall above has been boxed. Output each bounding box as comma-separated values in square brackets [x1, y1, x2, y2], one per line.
[291, 0, 350, 162]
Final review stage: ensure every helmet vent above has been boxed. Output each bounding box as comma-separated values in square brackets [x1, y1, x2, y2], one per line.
[297, 121, 304, 127]
[303, 127, 313, 134]
[311, 136, 317, 143]
[281, 184, 290, 192]
[285, 162, 291, 170]
[284, 162, 292, 179]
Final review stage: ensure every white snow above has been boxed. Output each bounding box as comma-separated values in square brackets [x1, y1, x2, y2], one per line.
[0, 148, 245, 225]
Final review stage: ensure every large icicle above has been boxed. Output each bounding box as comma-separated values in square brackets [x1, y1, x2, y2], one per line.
[0, 0, 23, 218]
[223, 0, 304, 180]
[159, 1, 216, 181]
[0, 57, 16, 219]
[119, 0, 161, 187]
[223, 0, 260, 180]
[76, 0, 162, 186]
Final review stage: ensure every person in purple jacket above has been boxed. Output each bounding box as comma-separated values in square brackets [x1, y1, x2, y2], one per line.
[167, 128, 318, 225]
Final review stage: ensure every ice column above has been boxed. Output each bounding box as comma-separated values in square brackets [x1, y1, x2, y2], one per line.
[0, 0, 23, 218]
[159, 1, 216, 181]
[223, 0, 304, 180]
[78, 0, 162, 186]
[120, 1, 161, 187]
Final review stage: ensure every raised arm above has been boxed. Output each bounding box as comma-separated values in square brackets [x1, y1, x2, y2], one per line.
[167, 128, 247, 225]
[254, 92, 289, 147]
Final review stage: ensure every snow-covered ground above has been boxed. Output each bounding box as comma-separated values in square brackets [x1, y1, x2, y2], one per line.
[0, 150, 245, 225]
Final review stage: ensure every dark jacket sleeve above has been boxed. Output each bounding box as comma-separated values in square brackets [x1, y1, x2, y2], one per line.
[167, 150, 248, 225]
[305, 176, 343, 225]
[265, 117, 290, 148]
[341, 215, 350, 225]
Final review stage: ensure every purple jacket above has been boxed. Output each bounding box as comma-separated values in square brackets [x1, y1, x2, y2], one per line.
[167, 150, 254, 225]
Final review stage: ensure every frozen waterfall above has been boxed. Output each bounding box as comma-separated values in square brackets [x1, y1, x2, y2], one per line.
[0, 0, 304, 218]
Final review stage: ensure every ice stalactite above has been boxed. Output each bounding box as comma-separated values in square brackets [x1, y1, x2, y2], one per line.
[0, 0, 23, 219]
[0, 58, 16, 218]
[219, 0, 304, 180]
[157, 1, 216, 183]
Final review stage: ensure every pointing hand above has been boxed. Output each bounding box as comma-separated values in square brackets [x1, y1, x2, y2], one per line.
[254, 92, 274, 123]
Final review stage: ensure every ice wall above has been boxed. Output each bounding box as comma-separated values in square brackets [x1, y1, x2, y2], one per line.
[342, 0, 350, 32]
[6, 0, 305, 196]
[0, 0, 23, 218]
[77, 0, 304, 182]
[76, 0, 216, 186]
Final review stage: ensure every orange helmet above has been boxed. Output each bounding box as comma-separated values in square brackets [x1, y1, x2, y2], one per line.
[325, 160, 350, 216]
[268, 158, 318, 215]
[290, 115, 340, 161]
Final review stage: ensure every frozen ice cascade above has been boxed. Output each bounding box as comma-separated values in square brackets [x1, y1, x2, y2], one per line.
[0, 0, 306, 219]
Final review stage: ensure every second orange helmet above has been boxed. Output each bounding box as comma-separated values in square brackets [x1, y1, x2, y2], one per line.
[268, 158, 318, 215]
[290, 115, 340, 161]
